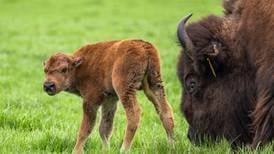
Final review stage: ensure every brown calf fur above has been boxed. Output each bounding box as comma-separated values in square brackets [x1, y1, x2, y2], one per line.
[43, 39, 174, 153]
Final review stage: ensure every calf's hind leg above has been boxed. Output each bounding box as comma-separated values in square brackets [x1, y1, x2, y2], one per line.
[118, 92, 141, 151]
[143, 76, 175, 142]
[113, 82, 141, 151]
[113, 81, 142, 151]
[112, 55, 146, 150]
[143, 52, 174, 142]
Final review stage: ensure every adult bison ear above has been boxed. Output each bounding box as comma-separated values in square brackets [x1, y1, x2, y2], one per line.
[207, 42, 220, 57]
[72, 57, 83, 68]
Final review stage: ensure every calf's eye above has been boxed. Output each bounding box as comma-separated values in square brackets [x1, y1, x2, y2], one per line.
[61, 68, 68, 73]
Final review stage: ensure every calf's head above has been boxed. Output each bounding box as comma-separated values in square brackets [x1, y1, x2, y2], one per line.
[43, 52, 82, 95]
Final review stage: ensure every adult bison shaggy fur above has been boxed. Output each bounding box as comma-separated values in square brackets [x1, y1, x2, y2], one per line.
[43, 40, 174, 153]
[177, 0, 273, 148]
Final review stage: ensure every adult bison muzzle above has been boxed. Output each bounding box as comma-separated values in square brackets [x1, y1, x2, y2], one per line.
[177, 0, 274, 148]
[43, 40, 174, 153]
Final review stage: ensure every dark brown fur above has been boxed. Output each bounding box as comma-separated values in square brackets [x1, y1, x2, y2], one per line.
[43, 40, 174, 153]
[177, 0, 273, 148]
[177, 15, 256, 147]
[223, 0, 243, 17]
[236, 0, 274, 147]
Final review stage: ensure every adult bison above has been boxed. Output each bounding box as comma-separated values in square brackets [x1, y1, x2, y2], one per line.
[177, 0, 273, 148]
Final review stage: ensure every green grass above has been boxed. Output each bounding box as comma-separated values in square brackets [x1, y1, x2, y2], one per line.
[0, 0, 273, 153]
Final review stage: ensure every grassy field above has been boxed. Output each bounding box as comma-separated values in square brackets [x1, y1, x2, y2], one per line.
[0, 0, 273, 153]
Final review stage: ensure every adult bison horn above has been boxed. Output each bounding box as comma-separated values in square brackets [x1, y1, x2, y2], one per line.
[177, 13, 194, 51]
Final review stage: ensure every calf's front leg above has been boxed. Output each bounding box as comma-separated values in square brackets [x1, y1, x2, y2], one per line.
[99, 97, 118, 146]
[73, 97, 100, 153]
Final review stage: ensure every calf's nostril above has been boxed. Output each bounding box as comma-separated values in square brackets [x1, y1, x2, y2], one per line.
[43, 82, 55, 91]
[48, 83, 55, 88]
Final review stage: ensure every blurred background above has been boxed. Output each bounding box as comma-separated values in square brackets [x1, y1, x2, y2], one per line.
[3, 0, 269, 153]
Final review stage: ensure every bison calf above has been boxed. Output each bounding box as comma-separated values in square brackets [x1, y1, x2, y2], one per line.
[43, 40, 174, 153]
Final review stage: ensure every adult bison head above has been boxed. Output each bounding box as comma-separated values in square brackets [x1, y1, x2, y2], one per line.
[43, 52, 83, 95]
[177, 14, 255, 146]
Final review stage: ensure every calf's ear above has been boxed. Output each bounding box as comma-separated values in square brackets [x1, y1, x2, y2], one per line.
[73, 57, 83, 68]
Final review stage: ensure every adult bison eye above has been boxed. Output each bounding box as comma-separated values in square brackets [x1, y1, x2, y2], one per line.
[185, 75, 199, 94]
